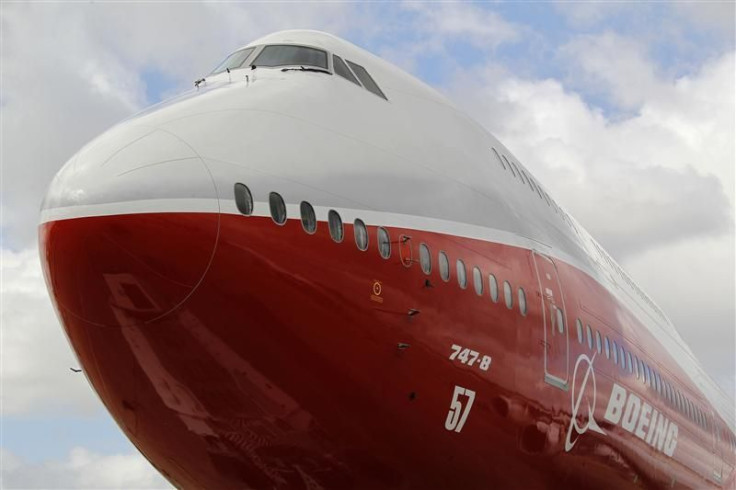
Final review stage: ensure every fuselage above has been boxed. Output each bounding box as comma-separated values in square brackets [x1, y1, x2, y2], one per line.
[39, 30, 735, 489]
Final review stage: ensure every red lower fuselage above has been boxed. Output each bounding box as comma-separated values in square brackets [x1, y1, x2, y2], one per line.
[39, 211, 732, 489]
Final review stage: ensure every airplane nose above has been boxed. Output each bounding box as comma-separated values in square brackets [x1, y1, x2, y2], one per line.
[39, 123, 220, 327]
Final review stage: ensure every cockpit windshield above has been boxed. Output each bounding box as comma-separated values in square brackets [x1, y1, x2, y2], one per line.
[211, 47, 255, 75]
[252, 45, 328, 70]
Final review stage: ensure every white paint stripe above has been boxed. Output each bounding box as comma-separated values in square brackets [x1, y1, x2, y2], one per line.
[43, 197, 561, 263]
[40, 198, 220, 223]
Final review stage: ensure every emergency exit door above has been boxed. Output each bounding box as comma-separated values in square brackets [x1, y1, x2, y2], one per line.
[532, 251, 569, 390]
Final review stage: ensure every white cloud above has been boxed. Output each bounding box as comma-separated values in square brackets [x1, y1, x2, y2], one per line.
[447, 50, 734, 258]
[1, 247, 103, 416]
[0, 447, 172, 489]
[374, 2, 521, 77]
[674, 2, 736, 39]
[554, 2, 630, 28]
[444, 45, 735, 398]
[559, 32, 661, 111]
[622, 235, 736, 401]
[402, 1, 519, 50]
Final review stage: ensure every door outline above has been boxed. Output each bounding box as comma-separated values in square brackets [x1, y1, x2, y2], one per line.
[532, 250, 569, 390]
[399, 234, 413, 268]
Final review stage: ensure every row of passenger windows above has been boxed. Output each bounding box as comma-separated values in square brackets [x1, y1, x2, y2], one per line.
[590, 240, 667, 323]
[421, 245, 528, 317]
[575, 319, 710, 431]
[237, 183, 736, 450]
[492, 147, 665, 324]
[235, 183, 528, 317]
[491, 147, 578, 236]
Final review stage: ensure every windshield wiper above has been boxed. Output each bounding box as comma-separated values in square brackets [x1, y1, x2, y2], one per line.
[280, 66, 331, 75]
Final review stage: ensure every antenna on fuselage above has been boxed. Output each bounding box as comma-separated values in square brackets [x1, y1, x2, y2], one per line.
[226, 67, 231, 83]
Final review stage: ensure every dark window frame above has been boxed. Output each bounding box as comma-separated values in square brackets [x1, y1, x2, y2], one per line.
[328, 209, 343, 243]
[234, 183, 254, 215]
[269, 191, 287, 225]
[346, 60, 387, 100]
[299, 201, 316, 234]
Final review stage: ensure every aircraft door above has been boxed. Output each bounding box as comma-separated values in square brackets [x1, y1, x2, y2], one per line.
[532, 251, 569, 390]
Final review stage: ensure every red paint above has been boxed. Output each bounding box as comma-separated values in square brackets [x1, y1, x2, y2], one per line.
[40, 212, 735, 489]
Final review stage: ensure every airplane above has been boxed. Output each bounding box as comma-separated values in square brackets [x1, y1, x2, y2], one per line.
[38, 30, 735, 489]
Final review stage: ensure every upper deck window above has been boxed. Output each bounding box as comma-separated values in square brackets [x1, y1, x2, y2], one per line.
[253, 45, 328, 70]
[346, 60, 387, 100]
[211, 47, 255, 74]
[333, 55, 360, 85]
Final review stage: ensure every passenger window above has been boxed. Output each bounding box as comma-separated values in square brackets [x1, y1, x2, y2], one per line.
[633, 355, 640, 379]
[619, 345, 625, 371]
[269, 192, 287, 224]
[234, 183, 254, 215]
[377, 227, 391, 259]
[518, 167, 528, 185]
[586, 325, 593, 350]
[521, 170, 533, 190]
[491, 148, 506, 170]
[419, 243, 431, 274]
[354, 219, 368, 251]
[576, 319, 583, 344]
[333, 55, 360, 85]
[502, 155, 517, 178]
[300, 201, 316, 234]
[328, 210, 343, 242]
[489, 274, 499, 302]
[473, 267, 483, 296]
[627, 352, 633, 374]
[504, 281, 513, 309]
[456, 260, 467, 289]
[595, 330, 602, 354]
[253, 44, 328, 69]
[555, 307, 564, 333]
[612, 340, 619, 364]
[518, 288, 527, 316]
[439, 251, 450, 282]
[604, 336, 610, 359]
[346, 60, 387, 99]
[509, 161, 522, 181]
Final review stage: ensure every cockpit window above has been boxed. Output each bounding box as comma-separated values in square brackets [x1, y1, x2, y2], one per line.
[211, 47, 255, 75]
[333, 55, 360, 85]
[346, 60, 387, 100]
[253, 45, 328, 70]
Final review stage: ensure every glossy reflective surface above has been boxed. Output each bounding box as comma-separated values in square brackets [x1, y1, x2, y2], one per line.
[40, 212, 734, 488]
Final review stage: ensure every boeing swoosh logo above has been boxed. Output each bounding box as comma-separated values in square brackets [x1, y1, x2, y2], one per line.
[565, 353, 606, 452]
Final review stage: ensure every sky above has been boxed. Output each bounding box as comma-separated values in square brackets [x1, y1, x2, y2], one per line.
[1, 2, 734, 488]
